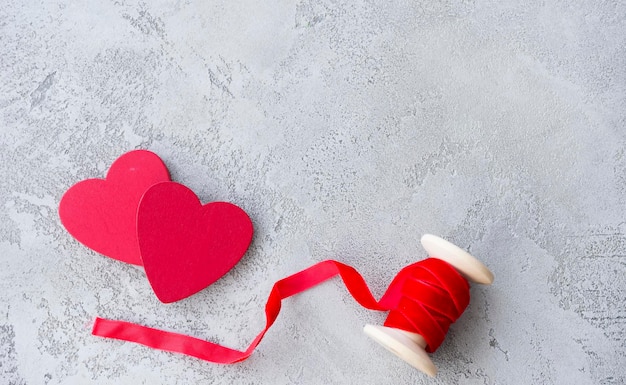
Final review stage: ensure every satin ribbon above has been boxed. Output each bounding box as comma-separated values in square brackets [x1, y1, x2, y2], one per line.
[92, 258, 469, 362]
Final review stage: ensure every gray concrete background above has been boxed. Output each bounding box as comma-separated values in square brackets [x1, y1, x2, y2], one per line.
[1, 1, 625, 384]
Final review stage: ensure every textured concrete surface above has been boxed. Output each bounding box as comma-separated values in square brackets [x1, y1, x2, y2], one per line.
[1, 1, 625, 384]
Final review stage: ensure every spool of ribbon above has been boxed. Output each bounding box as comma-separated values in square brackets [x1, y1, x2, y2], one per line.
[363, 234, 494, 376]
[92, 234, 494, 377]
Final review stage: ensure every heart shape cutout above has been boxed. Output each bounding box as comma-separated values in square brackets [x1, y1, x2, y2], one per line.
[137, 181, 254, 303]
[59, 150, 171, 265]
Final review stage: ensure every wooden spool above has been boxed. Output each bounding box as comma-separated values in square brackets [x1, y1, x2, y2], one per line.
[363, 234, 494, 377]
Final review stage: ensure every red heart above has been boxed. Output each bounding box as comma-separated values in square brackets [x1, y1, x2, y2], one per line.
[59, 150, 170, 265]
[137, 182, 253, 303]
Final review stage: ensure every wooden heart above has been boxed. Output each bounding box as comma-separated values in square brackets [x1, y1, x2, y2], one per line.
[59, 150, 170, 265]
[137, 182, 253, 303]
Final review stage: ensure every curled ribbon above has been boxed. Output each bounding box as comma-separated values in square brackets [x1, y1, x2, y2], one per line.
[92, 258, 469, 362]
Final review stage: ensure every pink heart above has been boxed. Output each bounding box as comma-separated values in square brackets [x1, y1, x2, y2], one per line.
[137, 182, 253, 303]
[59, 150, 170, 265]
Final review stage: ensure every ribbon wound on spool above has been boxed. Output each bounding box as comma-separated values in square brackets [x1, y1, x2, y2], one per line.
[92, 258, 470, 362]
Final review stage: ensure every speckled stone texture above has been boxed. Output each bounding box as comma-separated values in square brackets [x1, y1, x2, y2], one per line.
[1, 1, 625, 384]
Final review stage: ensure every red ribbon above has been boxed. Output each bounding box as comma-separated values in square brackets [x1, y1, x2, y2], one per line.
[92, 258, 469, 362]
